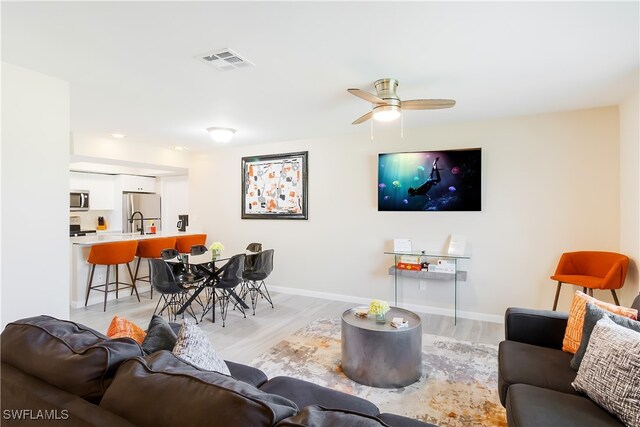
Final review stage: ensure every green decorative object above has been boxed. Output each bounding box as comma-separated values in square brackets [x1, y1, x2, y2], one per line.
[209, 242, 224, 260]
[368, 299, 390, 323]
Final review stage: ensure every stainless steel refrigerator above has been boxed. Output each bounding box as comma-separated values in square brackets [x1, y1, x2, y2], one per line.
[122, 192, 162, 234]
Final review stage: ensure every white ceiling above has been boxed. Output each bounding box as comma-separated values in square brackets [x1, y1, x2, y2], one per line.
[2, 1, 638, 153]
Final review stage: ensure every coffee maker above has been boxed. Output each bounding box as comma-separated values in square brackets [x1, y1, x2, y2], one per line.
[177, 214, 189, 232]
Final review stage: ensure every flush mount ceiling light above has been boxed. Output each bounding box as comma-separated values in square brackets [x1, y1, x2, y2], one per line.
[207, 127, 236, 143]
[110, 133, 126, 139]
[173, 146, 188, 151]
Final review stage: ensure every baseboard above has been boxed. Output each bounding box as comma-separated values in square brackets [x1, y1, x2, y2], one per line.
[268, 285, 504, 324]
[72, 282, 503, 323]
[70, 283, 153, 309]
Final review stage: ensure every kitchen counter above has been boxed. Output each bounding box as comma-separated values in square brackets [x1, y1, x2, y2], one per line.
[69, 230, 205, 308]
[70, 230, 203, 246]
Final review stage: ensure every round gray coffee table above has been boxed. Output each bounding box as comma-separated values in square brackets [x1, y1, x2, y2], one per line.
[341, 307, 422, 388]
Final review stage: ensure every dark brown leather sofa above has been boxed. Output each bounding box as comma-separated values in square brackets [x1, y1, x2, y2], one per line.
[1, 316, 434, 427]
[498, 295, 640, 427]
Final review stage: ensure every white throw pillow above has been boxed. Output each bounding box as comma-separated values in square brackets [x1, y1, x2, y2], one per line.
[572, 316, 640, 427]
[172, 319, 231, 375]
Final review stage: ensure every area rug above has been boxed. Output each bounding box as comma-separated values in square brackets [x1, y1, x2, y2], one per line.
[250, 318, 506, 427]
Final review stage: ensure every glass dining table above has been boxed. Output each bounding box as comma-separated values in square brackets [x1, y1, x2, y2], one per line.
[166, 253, 250, 323]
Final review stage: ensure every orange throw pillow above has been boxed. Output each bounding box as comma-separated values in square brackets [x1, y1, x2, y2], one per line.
[563, 291, 637, 354]
[106, 316, 146, 344]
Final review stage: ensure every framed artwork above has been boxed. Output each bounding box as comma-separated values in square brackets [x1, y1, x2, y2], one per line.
[378, 148, 481, 211]
[241, 151, 308, 220]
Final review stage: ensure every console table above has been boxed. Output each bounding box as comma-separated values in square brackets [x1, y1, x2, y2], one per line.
[384, 251, 470, 324]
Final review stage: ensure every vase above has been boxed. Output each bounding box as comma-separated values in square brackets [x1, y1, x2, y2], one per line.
[375, 313, 386, 324]
[211, 250, 220, 260]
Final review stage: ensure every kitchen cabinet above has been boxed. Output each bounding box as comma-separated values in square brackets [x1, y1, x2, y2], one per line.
[86, 174, 115, 210]
[69, 172, 115, 210]
[69, 171, 88, 191]
[120, 175, 157, 193]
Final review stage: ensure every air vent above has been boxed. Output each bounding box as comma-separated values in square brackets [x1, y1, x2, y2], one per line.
[196, 48, 255, 72]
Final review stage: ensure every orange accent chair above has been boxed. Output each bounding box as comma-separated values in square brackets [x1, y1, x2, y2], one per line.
[175, 234, 207, 254]
[550, 251, 630, 310]
[85, 240, 139, 311]
[133, 237, 177, 299]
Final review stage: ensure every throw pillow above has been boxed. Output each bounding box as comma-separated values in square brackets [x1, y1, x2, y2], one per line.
[141, 315, 178, 355]
[570, 303, 640, 370]
[106, 315, 146, 344]
[172, 319, 230, 375]
[572, 316, 640, 427]
[562, 291, 637, 354]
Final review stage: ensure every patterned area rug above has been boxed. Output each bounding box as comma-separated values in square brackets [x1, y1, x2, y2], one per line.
[250, 318, 506, 427]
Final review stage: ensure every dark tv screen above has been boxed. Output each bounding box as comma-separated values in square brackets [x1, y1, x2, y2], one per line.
[378, 148, 481, 211]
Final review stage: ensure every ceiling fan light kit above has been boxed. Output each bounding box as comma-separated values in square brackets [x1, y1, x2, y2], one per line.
[348, 78, 455, 126]
[207, 127, 236, 143]
[373, 104, 401, 122]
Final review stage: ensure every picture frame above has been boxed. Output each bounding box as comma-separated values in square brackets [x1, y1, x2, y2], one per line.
[241, 151, 308, 220]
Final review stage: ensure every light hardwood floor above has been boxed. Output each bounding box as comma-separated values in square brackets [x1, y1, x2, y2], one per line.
[70, 290, 504, 364]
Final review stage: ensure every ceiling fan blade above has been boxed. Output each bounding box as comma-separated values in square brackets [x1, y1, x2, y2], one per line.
[402, 99, 456, 110]
[348, 88, 385, 104]
[352, 111, 373, 125]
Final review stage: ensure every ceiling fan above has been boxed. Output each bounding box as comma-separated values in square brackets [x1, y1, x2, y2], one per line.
[347, 78, 455, 125]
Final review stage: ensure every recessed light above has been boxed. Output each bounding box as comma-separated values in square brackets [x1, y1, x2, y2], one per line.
[174, 146, 188, 151]
[111, 133, 126, 139]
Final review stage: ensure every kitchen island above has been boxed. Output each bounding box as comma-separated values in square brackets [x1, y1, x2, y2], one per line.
[70, 231, 204, 308]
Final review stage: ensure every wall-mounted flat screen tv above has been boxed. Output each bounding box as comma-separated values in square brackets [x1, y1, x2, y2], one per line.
[378, 148, 481, 211]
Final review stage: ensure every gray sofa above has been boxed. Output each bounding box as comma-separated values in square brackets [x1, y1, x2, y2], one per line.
[1, 315, 433, 427]
[498, 295, 640, 427]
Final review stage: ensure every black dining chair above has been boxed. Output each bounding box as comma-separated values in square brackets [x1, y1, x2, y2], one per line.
[213, 254, 246, 327]
[188, 244, 212, 279]
[160, 248, 182, 271]
[148, 259, 194, 322]
[239, 242, 262, 299]
[161, 248, 198, 284]
[190, 244, 208, 256]
[242, 249, 275, 315]
[186, 244, 213, 312]
[162, 247, 211, 315]
[246, 242, 263, 254]
[160, 248, 181, 259]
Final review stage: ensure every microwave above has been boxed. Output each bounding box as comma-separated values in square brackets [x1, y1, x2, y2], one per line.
[70, 190, 90, 211]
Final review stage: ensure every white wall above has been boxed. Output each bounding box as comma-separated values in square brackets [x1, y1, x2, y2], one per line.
[189, 107, 622, 320]
[1, 63, 70, 328]
[159, 175, 189, 233]
[619, 85, 640, 303]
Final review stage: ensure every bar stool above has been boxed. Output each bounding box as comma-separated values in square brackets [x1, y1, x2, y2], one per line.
[175, 234, 207, 253]
[84, 240, 140, 311]
[133, 237, 177, 299]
